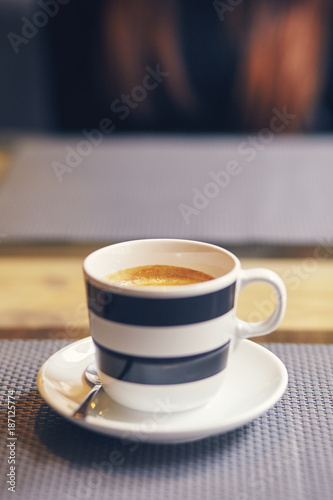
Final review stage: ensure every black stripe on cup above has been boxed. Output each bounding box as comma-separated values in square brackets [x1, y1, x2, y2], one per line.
[87, 282, 236, 326]
[94, 340, 230, 385]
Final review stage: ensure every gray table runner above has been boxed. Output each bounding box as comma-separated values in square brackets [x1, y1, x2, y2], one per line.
[0, 135, 332, 245]
[0, 339, 332, 500]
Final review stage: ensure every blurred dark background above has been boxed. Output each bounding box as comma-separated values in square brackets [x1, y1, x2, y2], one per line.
[1, 0, 333, 135]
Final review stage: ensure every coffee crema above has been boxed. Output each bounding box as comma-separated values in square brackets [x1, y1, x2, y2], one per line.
[104, 264, 214, 287]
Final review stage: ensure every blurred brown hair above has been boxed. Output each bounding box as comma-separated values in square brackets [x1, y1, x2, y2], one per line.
[234, 0, 329, 130]
[103, 0, 196, 115]
[103, 0, 329, 131]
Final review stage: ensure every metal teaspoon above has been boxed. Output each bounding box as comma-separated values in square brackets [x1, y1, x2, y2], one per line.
[73, 362, 102, 419]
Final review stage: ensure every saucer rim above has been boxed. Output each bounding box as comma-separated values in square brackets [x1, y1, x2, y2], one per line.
[37, 338, 288, 443]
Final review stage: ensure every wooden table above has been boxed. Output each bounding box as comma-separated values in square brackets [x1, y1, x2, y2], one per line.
[0, 244, 332, 343]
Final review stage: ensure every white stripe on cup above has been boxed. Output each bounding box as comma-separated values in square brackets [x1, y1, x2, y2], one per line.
[89, 309, 234, 358]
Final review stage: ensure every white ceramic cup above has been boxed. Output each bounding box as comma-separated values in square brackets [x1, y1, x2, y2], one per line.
[83, 239, 287, 413]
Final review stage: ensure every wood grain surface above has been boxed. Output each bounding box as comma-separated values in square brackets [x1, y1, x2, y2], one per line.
[0, 245, 332, 342]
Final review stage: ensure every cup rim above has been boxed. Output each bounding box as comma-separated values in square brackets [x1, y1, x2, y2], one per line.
[83, 238, 240, 298]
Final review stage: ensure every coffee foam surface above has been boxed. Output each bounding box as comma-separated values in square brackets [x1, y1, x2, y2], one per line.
[105, 265, 214, 287]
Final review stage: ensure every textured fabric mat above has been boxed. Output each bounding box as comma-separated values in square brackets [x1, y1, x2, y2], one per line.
[0, 339, 332, 500]
[0, 135, 332, 244]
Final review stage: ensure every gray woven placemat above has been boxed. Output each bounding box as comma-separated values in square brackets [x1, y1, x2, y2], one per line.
[0, 340, 332, 500]
[0, 135, 333, 245]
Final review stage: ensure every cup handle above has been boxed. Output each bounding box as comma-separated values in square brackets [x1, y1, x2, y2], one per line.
[235, 268, 287, 341]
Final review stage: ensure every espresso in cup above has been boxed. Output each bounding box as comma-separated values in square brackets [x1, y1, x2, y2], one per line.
[84, 239, 287, 413]
[104, 264, 214, 287]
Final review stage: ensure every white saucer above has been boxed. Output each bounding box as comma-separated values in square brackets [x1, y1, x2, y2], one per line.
[37, 338, 288, 443]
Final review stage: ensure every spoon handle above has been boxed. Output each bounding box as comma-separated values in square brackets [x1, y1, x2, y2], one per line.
[73, 384, 103, 419]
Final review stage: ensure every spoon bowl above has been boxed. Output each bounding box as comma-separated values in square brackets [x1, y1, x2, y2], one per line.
[85, 362, 100, 385]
